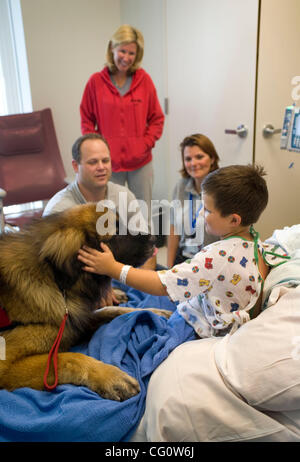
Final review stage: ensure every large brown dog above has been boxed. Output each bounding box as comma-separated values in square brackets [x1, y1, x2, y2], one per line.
[0, 204, 170, 401]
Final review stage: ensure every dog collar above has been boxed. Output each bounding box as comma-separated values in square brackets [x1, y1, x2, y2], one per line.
[0, 306, 12, 331]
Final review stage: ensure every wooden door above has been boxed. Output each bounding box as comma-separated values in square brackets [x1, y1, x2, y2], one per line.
[255, 0, 300, 239]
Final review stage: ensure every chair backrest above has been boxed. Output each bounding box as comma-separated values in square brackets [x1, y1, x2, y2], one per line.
[0, 108, 67, 207]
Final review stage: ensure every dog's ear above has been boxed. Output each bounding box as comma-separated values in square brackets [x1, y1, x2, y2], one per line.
[38, 227, 85, 269]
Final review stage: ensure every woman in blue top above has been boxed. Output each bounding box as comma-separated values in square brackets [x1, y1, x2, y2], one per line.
[167, 134, 220, 267]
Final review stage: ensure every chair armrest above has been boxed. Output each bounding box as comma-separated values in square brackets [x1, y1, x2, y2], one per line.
[0, 188, 7, 199]
[0, 188, 7, 234]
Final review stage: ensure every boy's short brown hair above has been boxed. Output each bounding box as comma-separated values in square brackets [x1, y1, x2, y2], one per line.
[201, 164, 268, 226]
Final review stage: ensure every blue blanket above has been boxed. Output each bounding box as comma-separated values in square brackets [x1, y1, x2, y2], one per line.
[0, 283, 195, 442]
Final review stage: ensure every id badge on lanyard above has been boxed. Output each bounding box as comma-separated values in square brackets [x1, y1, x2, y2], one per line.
[185, 193, 204, 247]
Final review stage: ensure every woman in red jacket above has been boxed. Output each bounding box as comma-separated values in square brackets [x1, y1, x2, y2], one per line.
[80, 24, 165, 223]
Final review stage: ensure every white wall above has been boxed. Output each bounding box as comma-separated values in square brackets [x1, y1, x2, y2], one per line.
[165, 0, 258, 197]
[20, 0, 121, 181]
[120, 0, 168, 201]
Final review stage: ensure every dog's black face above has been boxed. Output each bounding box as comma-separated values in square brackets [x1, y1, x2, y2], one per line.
[80, 206, 156, 269]
[34, 204, 156, 305]
[107, 233, 156, 268]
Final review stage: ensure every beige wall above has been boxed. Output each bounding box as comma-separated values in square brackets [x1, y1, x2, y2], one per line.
[20, 0, 120, 180]
[255, 0, 300, 239]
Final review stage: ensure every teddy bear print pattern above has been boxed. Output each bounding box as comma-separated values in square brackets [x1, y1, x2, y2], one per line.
[158, 238, 288, 337]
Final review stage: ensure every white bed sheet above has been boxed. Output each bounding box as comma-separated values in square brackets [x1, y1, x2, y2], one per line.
[130, 285, 300, 442]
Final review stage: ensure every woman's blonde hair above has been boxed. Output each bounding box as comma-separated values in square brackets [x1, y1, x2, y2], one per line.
[106, 24, 144, 74]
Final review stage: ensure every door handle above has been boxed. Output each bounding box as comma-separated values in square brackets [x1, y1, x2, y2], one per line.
[262, 124, 282, 138]
[225, 124, 248, 138]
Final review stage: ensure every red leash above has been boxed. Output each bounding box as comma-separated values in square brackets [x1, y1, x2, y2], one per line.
[43, 308, 68, 391]
[0, 306, 12, 329]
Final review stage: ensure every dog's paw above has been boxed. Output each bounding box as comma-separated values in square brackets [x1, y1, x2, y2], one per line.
[89, 362, 140, 401]
[147, 308, 173, 319]
[112, 288, 128, 304]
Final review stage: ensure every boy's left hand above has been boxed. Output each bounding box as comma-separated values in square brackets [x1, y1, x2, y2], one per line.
[78, 242, 116, 275]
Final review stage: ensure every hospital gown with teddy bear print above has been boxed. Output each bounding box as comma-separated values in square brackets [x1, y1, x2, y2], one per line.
[158, 236, 288, 338]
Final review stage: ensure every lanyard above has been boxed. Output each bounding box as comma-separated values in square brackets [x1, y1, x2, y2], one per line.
[249, 225, 260, 265]
[226, 225, 291, 269]
[189, 193, 203, 231]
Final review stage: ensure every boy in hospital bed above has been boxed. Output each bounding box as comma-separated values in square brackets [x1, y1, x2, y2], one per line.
[78, 164, 289, 337]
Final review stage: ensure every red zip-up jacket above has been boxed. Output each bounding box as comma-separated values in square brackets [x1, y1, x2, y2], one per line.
[80, 67, 165, 172]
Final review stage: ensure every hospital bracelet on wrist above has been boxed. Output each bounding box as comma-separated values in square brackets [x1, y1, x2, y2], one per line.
[119, 265, 132, 285]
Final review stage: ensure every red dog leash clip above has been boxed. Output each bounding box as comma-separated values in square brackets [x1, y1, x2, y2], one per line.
[0, 306, 12, 329]
[43, 307, 68, 391]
